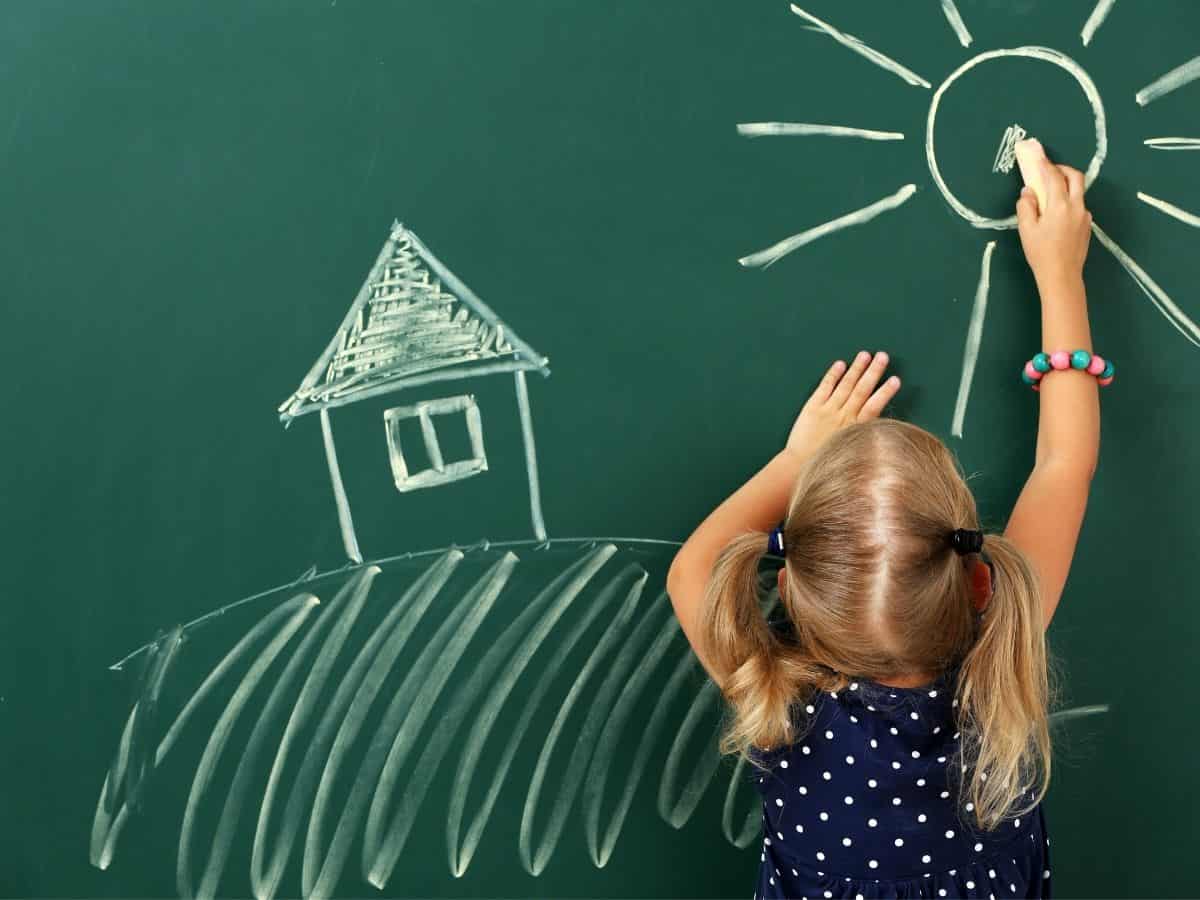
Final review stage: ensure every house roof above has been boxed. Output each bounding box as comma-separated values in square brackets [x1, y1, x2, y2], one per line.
[279, 222, 549, 423]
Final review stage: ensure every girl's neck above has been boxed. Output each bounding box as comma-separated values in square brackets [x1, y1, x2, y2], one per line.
[873, 670, 936, 689]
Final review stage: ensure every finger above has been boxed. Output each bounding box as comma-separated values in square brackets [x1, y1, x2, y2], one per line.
[1037, 155, 1068, 207]
[1016, 187, 1039, 225]
[1055, 164, 1085, 201]
[830, 350, 872, 406]
[811, 359, 847, 404]
[858, 375, 901, 421]
[846, 351, 892, 414]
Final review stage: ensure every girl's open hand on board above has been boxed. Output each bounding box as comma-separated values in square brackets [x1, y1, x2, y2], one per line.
[786, 351, 901, 457]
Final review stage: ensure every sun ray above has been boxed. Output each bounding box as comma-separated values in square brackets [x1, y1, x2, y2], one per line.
[951, 241, 996, 439]
[939, 0, 973, 48]
[1137, 192, 1200, 228]
[788, 4, 931, 89]
[1091, 221, 1200, 347]
[736, 122, 904, 141]
[1144, 137, 1200, 151]
[1136, 55, 1200, 107]
[1081, 0, 1116, 47]
[738, 184, 917, 269]
[1049, 704, 1110, 725]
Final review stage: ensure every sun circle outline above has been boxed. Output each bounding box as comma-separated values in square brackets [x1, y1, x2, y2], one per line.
[925, 46, 1108, 230]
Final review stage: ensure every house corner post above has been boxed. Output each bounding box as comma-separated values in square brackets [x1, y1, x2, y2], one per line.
[513, 370, 547, 541]
[320, 408, 364, 563]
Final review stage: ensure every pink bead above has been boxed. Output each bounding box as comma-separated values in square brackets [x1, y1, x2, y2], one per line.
[1050, 351, 1071, 370]
[1023, 361, 1044, 380]
[1031, 383, 1040, 392]
[1087, 355, 1106, 375]
[1098, 375, 1114, 387]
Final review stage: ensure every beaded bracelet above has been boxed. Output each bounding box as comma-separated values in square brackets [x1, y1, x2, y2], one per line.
[1021, 349, 1114, 391]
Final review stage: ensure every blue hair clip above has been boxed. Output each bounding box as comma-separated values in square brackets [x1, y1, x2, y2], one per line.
[767, 525, 786, 557]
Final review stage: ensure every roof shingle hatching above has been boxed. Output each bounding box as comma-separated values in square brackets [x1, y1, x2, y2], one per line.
[279, 222, 549, 423]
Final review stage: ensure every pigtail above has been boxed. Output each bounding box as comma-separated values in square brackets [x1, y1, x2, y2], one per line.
[954, 532, 1054, 830]
[700, 532, 826, 765]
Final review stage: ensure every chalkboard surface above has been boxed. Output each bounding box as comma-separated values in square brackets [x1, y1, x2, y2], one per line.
[3, 1, 1198, 897]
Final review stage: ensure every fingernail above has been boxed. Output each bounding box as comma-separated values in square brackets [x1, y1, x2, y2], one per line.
[857, 350, 870, 361]
[889, 376, 900, 386]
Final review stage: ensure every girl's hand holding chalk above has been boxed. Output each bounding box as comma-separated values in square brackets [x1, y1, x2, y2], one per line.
[1014, 139, 1092, 290]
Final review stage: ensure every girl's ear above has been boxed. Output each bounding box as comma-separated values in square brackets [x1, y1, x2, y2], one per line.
[970, 559, 993, 612]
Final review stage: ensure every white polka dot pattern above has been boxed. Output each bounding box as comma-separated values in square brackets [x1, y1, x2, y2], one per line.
[750, 673, 1049, 900]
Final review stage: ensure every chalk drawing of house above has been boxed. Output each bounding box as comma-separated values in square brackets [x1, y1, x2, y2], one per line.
[277, 222, 552, 562]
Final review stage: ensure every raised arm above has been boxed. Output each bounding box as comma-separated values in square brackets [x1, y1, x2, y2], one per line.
[1004, 152, 1100, 629]
[667, 352, 901, 684]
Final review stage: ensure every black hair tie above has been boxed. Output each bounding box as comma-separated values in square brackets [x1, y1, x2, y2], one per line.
[767, 525, 786, 557]
[949, 528, 984, 555]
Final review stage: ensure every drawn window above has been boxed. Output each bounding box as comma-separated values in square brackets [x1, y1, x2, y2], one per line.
[384, 394, 488, 492]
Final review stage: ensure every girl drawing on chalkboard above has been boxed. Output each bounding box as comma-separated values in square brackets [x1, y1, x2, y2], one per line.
[667, 149, 1098, 898]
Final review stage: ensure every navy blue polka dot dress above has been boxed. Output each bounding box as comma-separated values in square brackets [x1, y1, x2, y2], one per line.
[750, 669, 1051, 899]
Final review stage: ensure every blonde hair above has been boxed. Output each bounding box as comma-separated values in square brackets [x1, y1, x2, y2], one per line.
[699, 419, 1054, 831]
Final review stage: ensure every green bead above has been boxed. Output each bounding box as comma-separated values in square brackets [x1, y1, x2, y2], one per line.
[1031, 352, 1052, 373]
[1071, 349, 1091, 369]
[1021, 370, 1036, 385]
[1101, 360, 1114, 379]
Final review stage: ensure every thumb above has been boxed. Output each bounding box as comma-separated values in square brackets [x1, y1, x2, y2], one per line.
[1016, 186, 1039, 226]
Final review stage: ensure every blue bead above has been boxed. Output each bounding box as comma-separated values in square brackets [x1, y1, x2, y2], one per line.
[1021, 370, 1036, 385]
[1071, 349, 1091, 370]
[1031, 353, 1052, 373]
[1101, 360, 1114, 379]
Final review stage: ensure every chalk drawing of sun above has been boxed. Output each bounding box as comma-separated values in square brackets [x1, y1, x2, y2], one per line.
[737, 1, 1200, 437]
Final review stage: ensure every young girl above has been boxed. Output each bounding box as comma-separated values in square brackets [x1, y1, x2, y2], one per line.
[668, 151, 1099, 899]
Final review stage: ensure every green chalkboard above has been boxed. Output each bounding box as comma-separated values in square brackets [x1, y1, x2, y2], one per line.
[3, 1, 1198, 897]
